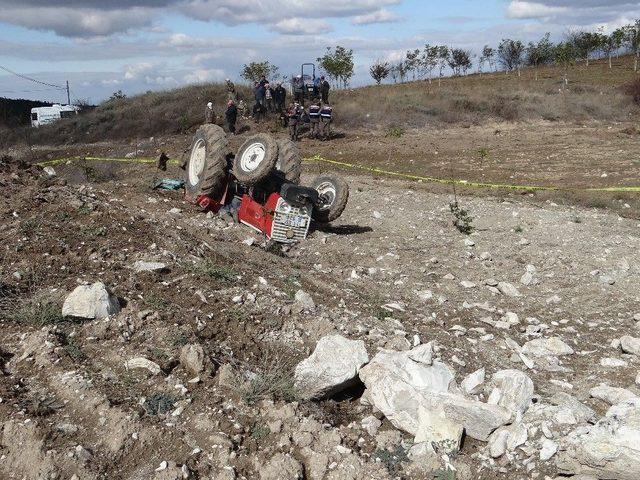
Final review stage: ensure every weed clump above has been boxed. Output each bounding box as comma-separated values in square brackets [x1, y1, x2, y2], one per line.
[385, 126, 405, 138]
[449, 200, 473, 234]
[0, 290, 64, 327]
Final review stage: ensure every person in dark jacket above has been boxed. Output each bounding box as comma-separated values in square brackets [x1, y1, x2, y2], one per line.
[319, 103, 333, 140]
[287, 102, 303, 141]
[259, 75, 269, 87]
[293, 76, 304, 104]
[320, 76, 330, 104]
[225, 100, 238, 134]
[253, 82, 266, 122]
[307, 101, 321, 139]
[274, 82, 287, 113]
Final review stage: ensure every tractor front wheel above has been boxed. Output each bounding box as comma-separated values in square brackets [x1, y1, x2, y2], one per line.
[232, 134, 278, 185]
[310, 175, 349, 223]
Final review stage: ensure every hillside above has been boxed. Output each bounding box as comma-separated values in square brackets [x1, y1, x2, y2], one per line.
[0, 97, 51, 128]
[1, 55, 638, 149]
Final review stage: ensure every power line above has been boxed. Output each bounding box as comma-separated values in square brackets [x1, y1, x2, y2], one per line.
[0, 87, 67, 94]
[0, 64, 66, 90]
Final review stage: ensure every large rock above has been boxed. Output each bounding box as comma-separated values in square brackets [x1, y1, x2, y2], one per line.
[260, 453, 303, 480]
[62, 282, 120, 319]
[414, 406, 464, 453]
[620, 336, 640, 356]
[590, 384, 638, 406]
[359, 346, 511, 441]
[487, 369, 534, 416]
[549, 392, 597, 424]
[294, 335, 369, 399]
[180, 343, 206, 375]
[522, 337, 574, 357]
[556, 399, 640, 480]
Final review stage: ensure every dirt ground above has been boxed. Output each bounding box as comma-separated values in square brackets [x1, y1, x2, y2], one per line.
[1, 120, 639, 479]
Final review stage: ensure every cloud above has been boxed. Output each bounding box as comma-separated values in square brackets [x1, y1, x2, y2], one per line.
[505, 0, 640, 27]
[352, 8, 400, 25]
[271, 18, 333, 35]
[178, 0, 402, 25]
[0, 4, 157, 37]
[0, 0, 401, 38]
[506, 1, 568, 19]
[183, 68, 226, 84]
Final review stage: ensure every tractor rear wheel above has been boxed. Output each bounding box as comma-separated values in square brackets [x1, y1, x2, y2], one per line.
[274, 138, 302, 184]
[310, 175, 349, 223]
[232, 134, 278, 185]
[185, 124, 228, 203]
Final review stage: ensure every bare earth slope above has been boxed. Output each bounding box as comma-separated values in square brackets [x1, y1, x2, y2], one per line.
[1, 159, 639, 479]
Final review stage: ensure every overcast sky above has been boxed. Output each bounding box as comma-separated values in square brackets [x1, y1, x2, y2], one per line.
[0, 0, 637, 103]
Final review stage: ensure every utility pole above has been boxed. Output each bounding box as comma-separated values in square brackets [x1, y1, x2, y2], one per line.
[66, 80, 70, 105]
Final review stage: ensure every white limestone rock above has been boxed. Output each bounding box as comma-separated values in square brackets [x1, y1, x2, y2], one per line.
[294, 335, 369, 399]
[62, 282, 120, 320]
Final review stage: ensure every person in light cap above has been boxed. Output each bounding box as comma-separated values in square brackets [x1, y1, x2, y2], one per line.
[204, 101, 214, 124]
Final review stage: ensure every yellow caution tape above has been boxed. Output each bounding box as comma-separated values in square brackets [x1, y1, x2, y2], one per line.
[307, 155, 640, 193]
[37, 156, 179, 167]
[37, 155, 640, 193]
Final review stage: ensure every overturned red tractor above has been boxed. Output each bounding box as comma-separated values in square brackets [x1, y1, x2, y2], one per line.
[183, 125, 349, 243]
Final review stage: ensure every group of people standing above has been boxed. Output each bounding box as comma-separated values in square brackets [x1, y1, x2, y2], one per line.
[286, 100, 333, 142]
[203, 74, 334, 142]
[251, 75, 287, 122]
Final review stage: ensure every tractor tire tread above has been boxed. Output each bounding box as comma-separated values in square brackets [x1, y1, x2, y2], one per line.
[311, 175, 349, 223]
[275, 138, 302, 184]
[185, 124, 228, 201]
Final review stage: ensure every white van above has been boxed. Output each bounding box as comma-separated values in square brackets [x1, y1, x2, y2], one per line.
[31, 104, 78, 127]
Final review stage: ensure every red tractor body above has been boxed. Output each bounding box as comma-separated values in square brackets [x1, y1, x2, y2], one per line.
[183, 127, 348, 244]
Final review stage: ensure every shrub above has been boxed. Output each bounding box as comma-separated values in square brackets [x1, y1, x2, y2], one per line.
[230, 345, 299, 405]
[449, 200, 474, 234]
[490, 96, 520, 121]
[624, 78, 640, 106]
[385, 126, 405, 138]
[0, 290, 64, 326]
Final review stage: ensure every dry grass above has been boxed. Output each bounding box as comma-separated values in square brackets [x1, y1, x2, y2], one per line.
[334, 58, 638, 129]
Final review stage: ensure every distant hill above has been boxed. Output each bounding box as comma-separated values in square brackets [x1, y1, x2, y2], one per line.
[0, 97, 52, 127]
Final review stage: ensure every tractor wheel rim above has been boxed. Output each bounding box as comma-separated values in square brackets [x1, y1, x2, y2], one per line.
[316, 181, 336, 210]
[241, 143, 266, 172]
[189, 139, 206, 186]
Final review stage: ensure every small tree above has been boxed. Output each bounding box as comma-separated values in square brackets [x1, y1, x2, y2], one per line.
[370, 61, 390, 85]
[623, 20, 640, 72]
[422, 44, 439, 83]
[109, 90, 126, 100]
[526, 33, 554, 80]
[498, 39, 525, 76]
[554, 42, 577, 90]
[569, 30, 601, 66]
[481, 45, 496, 72]
[240, 61, 279, 83]
[600, 31, 619, 70]
[405, 49, 421, 80]
[437, 46, 450, 85]
[448, 49, 472, 76]
[317, 46, 354, 88]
